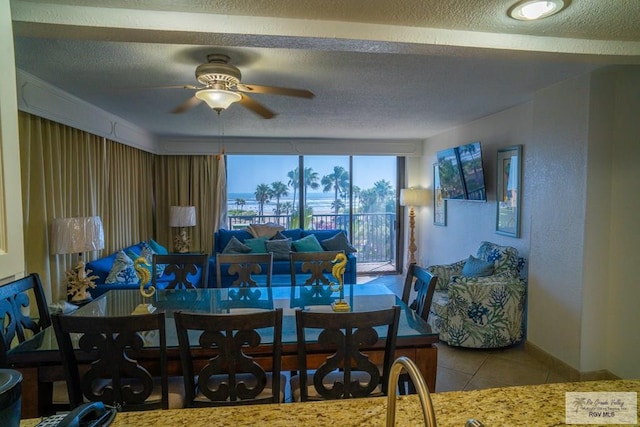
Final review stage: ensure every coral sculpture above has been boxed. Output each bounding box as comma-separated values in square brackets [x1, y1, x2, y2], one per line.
[66, 259, 98, 302]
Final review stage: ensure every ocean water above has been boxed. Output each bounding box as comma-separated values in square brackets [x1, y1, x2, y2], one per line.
[228, 192, 338, 215]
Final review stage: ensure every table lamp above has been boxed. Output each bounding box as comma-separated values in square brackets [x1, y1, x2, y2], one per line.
[399, 188, 429, 265]
[169, 206, 196, 253]
[51, 216, 105, 302]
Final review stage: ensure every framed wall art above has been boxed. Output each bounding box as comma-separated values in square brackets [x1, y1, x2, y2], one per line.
[496, 145, 522, 237]
[433, 163, 447, 226]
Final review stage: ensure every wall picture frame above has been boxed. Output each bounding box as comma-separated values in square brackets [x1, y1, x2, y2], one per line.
[433, 163, 447, 226]
[496, 145, 522, 237]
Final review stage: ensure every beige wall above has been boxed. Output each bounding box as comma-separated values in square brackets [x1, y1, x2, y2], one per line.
[0, 0, 25, 282]
[419, 66, 640, 378]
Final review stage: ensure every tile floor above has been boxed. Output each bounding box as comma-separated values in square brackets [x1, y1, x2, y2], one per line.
[360, 273, 571, 393]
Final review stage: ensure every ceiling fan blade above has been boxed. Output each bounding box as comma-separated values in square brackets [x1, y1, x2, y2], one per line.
[171, 96, 202, 114]
[236, 84, 314, 99]
[238, 93, 277, 119]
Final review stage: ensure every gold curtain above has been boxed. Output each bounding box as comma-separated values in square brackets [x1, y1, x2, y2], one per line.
[153, 155, 225, 256]
[18, 112, 155, 301]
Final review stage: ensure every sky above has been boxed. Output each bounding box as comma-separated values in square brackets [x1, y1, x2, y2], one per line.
[226, 155, 397, 194]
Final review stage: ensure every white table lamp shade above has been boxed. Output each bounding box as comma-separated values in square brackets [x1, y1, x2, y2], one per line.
[400, 188, 429, 207]
[51, 216, 105, 255]
[169, 206, 196, 227]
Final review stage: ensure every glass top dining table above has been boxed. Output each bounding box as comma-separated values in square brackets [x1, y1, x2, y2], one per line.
[8, 282, 439, 419]
[9, 282, 436, 354]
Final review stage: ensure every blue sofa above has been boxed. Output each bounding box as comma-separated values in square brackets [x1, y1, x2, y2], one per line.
[86, 240, 204, 298]
[210, 228, 357, 288]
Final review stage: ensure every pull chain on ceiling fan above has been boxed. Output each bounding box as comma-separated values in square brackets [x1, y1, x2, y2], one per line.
[170, 54, 314, 119]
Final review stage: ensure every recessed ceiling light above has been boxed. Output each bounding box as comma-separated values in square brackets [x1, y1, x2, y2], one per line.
[508, 0, 567, 21]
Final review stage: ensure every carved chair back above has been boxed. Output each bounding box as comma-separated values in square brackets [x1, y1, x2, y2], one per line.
[401, 264, 438, 322]
[52, 312, 170, 411]
[0, 273, 51, 366]
[216, 253, 273, 288]
[294, 306, 400, 401]
[174, 308, 283, 406]
[152, 253, 209, 290]
[289, 251, 344, 287]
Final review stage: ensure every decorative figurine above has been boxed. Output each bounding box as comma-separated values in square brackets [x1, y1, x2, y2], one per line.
[329, 252, 350, 312]
[65, 260, 98, 303]
[132, 256, 157, 314]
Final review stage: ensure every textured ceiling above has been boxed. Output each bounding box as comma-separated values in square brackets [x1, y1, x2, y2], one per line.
[11, 0, 640, 140]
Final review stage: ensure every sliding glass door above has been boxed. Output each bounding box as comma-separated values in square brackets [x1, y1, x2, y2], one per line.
[226, 155, 400, 274]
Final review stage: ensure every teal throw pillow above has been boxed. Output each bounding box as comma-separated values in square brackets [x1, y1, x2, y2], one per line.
[461, 255, 495, 278]
[321, 232, 357, 254]
[105, 251, 140, 285]
[222, 236, 252, 254]
[148, 239, 169, 255]
[244, 237, 269, 253]
[292, 234, 324, 252]
[265, 238, 292, 260]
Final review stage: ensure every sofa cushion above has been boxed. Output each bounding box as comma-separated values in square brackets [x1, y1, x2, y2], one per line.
[292, 234, 324, 252]
[265, 238, 292, 260]
[247, 223, 285, 238]
[244, 237, 269, 253]
[301, 229, 340, 242]
[281, 229, 303, 241]
[105, 251, 140, 285]
[222, 236, 252, 254]
[217, 229, 253, 253]
[461, 255, 495, 278]
[321, 232, 357, 254]
[86, 252, 118, 284]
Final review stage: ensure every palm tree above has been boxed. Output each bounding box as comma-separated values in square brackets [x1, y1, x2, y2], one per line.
[254, 183, 271, 216]
[373, 179, 394, 209]
[235, 198, 246, 213]
[287, 168, 299, 210]
[270, 181, 289, 216]
[321, 165, 350, 215]
[303, 167, 320, 206]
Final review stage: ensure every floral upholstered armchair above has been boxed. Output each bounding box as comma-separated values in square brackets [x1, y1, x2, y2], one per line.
[426, 241, 527, 348]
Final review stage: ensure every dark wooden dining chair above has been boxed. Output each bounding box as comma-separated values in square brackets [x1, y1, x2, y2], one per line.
[289, 251, 344, 287]
[216, 253, 273, 288]
[291, 306, 400, 401]
[52, 312, 185, 411]
[152, 253, 209, 290]
[401, 263, 438, 322]
[0, 273, 69, 415]
[0, 273, 51, 365]
[174, 308, 284, 406]
[398, 263, 438, 394]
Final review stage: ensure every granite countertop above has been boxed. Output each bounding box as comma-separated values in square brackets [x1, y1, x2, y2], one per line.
[22, 380, 639, 426]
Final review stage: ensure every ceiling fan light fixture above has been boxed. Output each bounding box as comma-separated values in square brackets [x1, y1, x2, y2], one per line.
[508, 0, 566, 21]
[195, 89, 242, 111]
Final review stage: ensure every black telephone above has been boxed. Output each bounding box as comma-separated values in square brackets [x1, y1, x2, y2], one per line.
[35, 402, 116, 427]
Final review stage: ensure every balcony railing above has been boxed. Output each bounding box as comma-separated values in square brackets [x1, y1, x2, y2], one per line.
[227, 212, 397, 264]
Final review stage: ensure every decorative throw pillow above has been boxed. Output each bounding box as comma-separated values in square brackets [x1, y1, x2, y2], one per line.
[125, 243, 156, 277]
[321, 232, 357, 254]
[271, 230, 288, 241]
[222, 236, 252, 254]
[105, 251, 140, 285]
[292, 234, 324, 252]
[148, 239, 169, 255]
[265, 238, 292, 260]
[247, 223, 285, 238]
[244, 237, 269, 253]
[461, 255, 495, 278]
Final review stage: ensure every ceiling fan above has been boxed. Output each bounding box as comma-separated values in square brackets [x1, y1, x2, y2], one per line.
[170, 54, 314, 119]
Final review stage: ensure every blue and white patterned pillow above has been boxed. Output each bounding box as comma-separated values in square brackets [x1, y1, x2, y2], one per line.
[105, 251, 140, 285]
